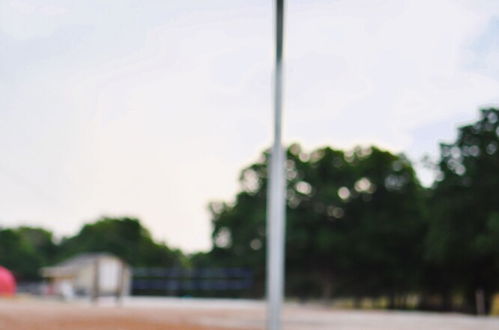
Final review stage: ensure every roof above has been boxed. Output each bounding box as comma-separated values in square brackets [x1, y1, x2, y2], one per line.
[41, 253, 124, 278]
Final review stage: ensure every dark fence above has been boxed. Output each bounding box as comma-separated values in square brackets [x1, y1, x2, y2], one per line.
[131, 267, 253, 296]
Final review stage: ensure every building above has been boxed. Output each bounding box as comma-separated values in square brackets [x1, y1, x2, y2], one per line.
[41, 253, 131, 300]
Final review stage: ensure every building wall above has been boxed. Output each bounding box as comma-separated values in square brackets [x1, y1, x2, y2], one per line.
[99, 257, 121, 293]
[74, 264, 94, 295]
[44, 255, 131, 298]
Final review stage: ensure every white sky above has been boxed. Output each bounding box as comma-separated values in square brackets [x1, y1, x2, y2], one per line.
[2, 0, 499, 252]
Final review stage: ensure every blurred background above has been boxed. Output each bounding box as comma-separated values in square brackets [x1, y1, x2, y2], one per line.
[2, 0, 499, 327]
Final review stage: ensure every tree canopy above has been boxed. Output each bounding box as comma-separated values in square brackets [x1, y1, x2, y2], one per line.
[58, 217, 184, 267]
[425, 108, 499, 312]
[207, 144, 426, 302]
[0, 217, 185, 281]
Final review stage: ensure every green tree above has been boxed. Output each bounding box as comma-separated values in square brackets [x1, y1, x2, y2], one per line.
[285, 145, 425, 303]
[426, 108, 499, 313]
[58, 217, 184, 267]
[16, 227, 57, 266]
[207, 144, 426, 302]
[0, 228, 43, 280]
[208, 152, 269, 297]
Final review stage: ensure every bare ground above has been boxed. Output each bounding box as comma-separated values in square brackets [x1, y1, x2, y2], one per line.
[1, 297, 499, 330]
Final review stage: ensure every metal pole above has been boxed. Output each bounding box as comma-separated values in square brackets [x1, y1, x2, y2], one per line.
[266, 0, 285, 329]
[92, 258, 100, 304]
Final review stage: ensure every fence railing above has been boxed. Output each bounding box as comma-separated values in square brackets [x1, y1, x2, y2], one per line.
[132, 267, 253, 293]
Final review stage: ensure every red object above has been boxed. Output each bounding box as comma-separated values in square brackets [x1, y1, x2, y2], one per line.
[0, 266, 16, 296]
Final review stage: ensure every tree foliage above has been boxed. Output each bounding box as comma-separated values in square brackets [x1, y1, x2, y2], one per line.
[203, 108, 499, 312]
[58, 217, 184, 267]
[426, 108, 499, 312]
[0, 228, 44, 280]
[0, 217, 184, 280]
[207, 144, 426, 302]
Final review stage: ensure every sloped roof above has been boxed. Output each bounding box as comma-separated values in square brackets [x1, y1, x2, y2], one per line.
[41, 252, 123, 278]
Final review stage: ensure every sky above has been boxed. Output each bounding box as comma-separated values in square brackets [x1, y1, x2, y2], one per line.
[2, 0, 499, 252]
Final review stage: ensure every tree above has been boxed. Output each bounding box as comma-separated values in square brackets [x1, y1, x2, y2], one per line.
[208, 152, 269, 297]
[207, 144, 426, 302]
[16, 227, 57, 266]
[285, 145, 425, 303]
[0, 228, 43, 280]
[58, 217, 184, 268]
[426, 108, 499, 313]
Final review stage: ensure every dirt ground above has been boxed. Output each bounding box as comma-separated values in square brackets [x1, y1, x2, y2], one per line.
[0, 298, 234, 330]
[1, 297, 499, 330]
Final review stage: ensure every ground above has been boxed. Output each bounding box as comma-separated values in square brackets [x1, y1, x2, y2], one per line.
[1, 297, 499, 330]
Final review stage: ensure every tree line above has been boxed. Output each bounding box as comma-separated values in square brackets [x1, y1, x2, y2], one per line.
[195, 108, 499, 314]
[1, 108, 498, 314]
[0, 218, 186, 281]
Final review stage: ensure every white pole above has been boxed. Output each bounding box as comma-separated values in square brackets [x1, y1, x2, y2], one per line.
[266, 0, 285, 329]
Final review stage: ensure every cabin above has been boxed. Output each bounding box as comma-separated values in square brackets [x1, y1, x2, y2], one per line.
[41, 253, 131, 300]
